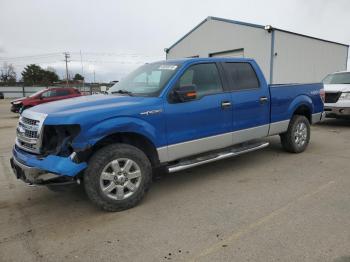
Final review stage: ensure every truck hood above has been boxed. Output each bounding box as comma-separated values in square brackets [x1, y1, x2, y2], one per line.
[324, 84, 350, 93]
[29, 94, 161, 125]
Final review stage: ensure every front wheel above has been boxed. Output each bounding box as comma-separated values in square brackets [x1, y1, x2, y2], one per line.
[84, 143, 152, 211]
[280, 115, 310, 153]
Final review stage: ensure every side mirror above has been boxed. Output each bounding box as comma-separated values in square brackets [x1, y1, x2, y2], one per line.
[173, 85, 197, 102]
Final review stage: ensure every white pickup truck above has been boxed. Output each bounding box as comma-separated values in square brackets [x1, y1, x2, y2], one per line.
[323, 71, 350, 118]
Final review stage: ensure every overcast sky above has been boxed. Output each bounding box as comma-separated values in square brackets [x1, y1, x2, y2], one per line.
[0, 0, 349, 82]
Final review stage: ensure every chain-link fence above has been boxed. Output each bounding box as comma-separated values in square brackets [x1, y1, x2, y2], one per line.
[0, 84, 112, 98]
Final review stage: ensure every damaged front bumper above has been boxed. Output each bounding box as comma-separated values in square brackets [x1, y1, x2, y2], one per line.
[10, 146, 87, 185]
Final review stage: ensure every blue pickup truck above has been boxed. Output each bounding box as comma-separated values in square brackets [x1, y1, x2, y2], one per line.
[11, 58, 325, 211]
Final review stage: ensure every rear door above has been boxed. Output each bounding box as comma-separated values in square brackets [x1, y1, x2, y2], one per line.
[164, 62, 233, 161]
[221, 62, 270, 144]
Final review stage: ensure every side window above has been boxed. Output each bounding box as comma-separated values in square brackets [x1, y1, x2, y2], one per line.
[223, 63, 260, 90]
[56, 89, 70, 96]
[41, 91, 49, 98]
[179, 69, 194, 86]
[177, 63, 223, 98]
[48, 90, 57, 97]
[41, 90, 57, 98]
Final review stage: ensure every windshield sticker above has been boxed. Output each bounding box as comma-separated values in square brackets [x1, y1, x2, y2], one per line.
[158, 65, 178, 70]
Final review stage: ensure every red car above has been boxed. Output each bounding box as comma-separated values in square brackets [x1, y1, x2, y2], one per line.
[11, 87, 82, 113]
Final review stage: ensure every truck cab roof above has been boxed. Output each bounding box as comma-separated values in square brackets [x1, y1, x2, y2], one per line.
[162, 57, 256, 64]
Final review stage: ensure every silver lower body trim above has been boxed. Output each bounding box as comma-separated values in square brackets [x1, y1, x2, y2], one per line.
[157, 124, 269, 163]
[311, 112, 324, 123]
[233, 124, 269, 144]
[268, 120, 290, 136]
[166, 132, 232, 163]
[157, 146, 169, 163]
[157, 113, 324, 164]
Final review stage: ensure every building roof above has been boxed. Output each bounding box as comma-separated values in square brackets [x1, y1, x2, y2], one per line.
[166, 16, 349, 52]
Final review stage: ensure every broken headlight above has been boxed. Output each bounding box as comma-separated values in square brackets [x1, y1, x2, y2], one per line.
[41, 125, 80, 156]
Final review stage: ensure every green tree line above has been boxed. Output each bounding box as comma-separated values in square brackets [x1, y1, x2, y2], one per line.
[0, 63, 84, 86]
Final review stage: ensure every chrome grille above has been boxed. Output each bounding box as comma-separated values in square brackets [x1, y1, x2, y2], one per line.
[22, 117, 40, 126]
[15, 110, 47, 154]
[24, 129, 38, 138]
[17, 140, 36, 150]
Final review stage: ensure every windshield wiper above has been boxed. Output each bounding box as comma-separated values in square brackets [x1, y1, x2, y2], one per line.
[111, 89, 134, 96]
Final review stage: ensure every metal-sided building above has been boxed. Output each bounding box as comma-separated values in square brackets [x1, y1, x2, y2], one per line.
[165, 16, 349, 84]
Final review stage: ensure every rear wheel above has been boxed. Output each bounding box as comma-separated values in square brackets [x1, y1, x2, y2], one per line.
[84, 143, 152, 211]
[280, 115, 310, 153]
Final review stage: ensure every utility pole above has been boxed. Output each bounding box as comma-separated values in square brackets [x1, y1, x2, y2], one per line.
[63, 52, 70, 87]
[79, 50, 85, 93]
[90, 70, 96, 95]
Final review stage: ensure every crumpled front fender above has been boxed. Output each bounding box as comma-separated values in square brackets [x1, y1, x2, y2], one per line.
[72, 116, 162, 149]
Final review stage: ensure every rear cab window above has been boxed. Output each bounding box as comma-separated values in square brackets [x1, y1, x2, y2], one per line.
[222, 62, 260, 91]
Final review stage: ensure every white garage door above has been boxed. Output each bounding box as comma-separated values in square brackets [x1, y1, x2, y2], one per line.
[209, 48, 244, 58]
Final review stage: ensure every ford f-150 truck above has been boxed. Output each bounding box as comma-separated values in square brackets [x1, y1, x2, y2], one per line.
[10, 58, 325, 211]
[323, 71, 350, 118]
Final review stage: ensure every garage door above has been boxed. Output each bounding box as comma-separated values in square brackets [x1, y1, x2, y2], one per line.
[209, 48, 244, 58]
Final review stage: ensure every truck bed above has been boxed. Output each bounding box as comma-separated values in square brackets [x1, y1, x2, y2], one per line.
[269, 83, 324, 124]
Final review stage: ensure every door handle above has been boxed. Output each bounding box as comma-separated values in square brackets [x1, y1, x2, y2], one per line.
[221, 101, 232, 109]
[259, 96, 268, 104]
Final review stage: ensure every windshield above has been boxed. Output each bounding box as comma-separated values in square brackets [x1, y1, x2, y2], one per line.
[323, 72, 350, 84]
[108, 62, 180, 96]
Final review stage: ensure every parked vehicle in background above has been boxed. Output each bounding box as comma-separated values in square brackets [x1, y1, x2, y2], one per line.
[0, 92, 4, 99]
[10, 87, 82, 113]
[323, 71, 350, 119]
[10, 58, 324, 211]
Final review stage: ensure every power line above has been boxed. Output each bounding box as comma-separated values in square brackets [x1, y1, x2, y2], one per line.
[0, 51, 162, 61]
[0, 52, 62, 61]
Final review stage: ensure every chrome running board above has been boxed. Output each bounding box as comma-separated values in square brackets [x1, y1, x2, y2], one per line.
[167, 141, 269, 173]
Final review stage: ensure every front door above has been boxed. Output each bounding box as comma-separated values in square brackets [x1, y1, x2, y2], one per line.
[164, 63, 233, 162]
[39, 89, 59, 104]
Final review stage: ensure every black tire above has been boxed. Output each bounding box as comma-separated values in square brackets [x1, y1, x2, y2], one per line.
[280, 115, 310, 153]
[84, 143, 152, 211]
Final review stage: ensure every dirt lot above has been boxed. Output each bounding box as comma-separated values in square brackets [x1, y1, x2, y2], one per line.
[0, 99, 350, 262]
